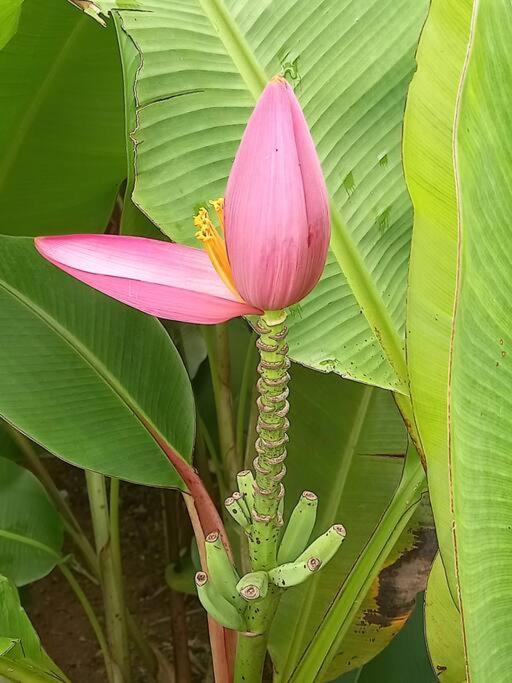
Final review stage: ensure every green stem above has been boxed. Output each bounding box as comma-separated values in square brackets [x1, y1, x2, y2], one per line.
[0, 529, 113, 683]
[197, 412, 222, 471]
[234, 310, 290, 681]
[234, 632, 269, 683]
[203, 324, 239, 483]
[86, 472, 131, 683]
[59, 563, 115, 683]
[249, 310, 289, 571]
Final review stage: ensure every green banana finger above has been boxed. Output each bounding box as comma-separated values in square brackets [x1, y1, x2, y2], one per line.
[277, 490, 318, 564]
[232, 491, 251, 520]
[195, 571, 247, 631]
[296, 523, 346, 565]
[237, 470, 255, 512]
[269, 524, 346, 588]
[268, 556, 323, 587]
[205, 531, 244, 611]
[225, 495, 251, 528]
[236, 571, 269, 601]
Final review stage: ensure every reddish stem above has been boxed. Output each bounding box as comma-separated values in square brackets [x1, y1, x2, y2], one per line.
[146, 423, 235, 680]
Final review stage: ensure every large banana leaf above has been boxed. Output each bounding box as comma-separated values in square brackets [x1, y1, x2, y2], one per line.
[451, 0, 512, 677]
[90, 0, 428, 393]
[405, 0, 512, 678]
[0, 236, 194, 488]
[267, 366, 431, 680]
[0, 457, 63, 586]
[0, 0, 125, 236]
[402, 0, 473, 598]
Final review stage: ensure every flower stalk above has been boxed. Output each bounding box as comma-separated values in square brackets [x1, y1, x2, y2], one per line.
[249, 310, 289, 570]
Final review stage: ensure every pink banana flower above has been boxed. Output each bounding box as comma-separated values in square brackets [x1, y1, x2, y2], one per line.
[36, 76, 330, 322]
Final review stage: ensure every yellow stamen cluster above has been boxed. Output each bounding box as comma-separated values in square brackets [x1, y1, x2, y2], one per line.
[194, 199, 238, 298]
[209, 198, 225, 232]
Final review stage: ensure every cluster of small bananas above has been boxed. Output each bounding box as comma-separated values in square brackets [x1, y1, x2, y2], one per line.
[194, 470, 346, 631]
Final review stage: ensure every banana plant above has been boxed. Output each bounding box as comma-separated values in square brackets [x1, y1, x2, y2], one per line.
[1, 0, 512, 680]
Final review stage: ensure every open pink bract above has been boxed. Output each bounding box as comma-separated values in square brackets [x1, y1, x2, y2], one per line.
[225, 76, 330, 310]
[35, 77, 330, 323]
[35, 235, 260, 324]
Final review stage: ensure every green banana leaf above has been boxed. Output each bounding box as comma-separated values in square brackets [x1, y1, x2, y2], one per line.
[0, 575, 68, 681]
[88, 0, 428, 393]
[0, 0, 125, 236]
[424, 555, 465, 683]
[0, 458, 63, 586]
[0, 236, 194, 488]
[287, 447, 426, 681]
[0, 422, 23, 463]
[403, 0, 473, 603]
[405, 0, 512, 678]
[113, 19, 163, 240]
[267, 366, 431, 680]
[0, 0, 23, 49]
[450, 0, 512, 677]
[336, 593, 437, 683]
[324, 496, 434, 680]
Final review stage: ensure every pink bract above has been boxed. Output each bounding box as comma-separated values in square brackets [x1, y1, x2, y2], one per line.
[224, 76, 330, 311]
[36, 79, 330, 322]
[35, 235, 261, 324]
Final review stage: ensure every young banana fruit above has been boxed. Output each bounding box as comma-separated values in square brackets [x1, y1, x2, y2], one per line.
[269, 524, 346, 588]
[277, 490, 318, 564]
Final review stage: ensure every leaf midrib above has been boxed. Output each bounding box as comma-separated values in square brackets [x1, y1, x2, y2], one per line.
[0, 276, 184, 474]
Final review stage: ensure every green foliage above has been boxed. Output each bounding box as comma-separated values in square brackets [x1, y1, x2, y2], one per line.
[95, 0, 429, 391]
[0, 422, 23, 463]
[0, 0, 23, 49]
[3, 0, 512, 679]
[267, 365, 428, 680]
[0, 236, 194, 487]
[0, 0, 125, 236]
[403, 0, 474, 603]
[0, 575, 68, 681]
[451, 1, 512, 677]
[424, 555, 465, 683]
[0, 457, 63, 586]
[405, 0, 512, 678]
[336, 593, 437, 683]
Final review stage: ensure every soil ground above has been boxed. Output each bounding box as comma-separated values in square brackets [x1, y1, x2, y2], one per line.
[26, 457, 210, 682]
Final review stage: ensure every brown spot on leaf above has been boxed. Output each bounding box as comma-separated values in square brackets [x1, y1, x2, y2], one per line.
[363, 527, 437, 628]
